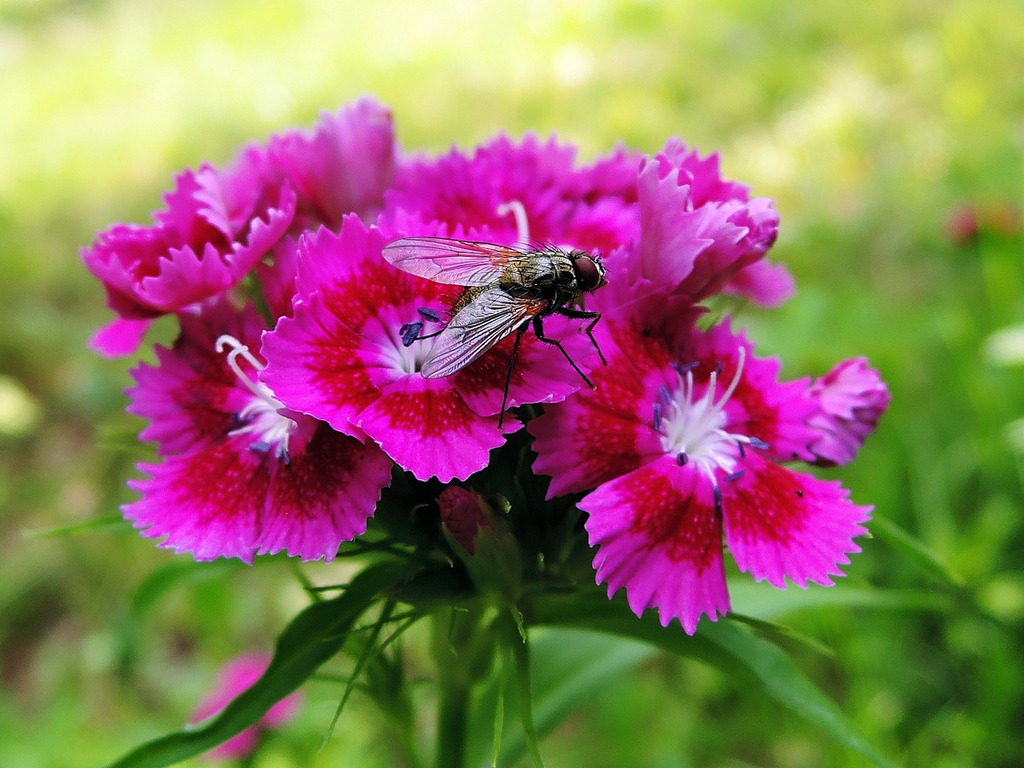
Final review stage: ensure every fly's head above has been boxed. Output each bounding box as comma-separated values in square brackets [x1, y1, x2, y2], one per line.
[570, 250, 607, 294]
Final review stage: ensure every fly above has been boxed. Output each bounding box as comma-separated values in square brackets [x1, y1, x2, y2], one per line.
[382, 236, 609, 426]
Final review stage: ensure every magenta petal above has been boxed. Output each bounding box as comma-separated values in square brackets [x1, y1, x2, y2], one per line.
[88, 317, 154, 357]
[125, 442, 268, 563]
[582, 457, 730, 634]
[268, 97, 397, 227]
[724, 257, 796, 307]
[723, 454, 871, 589]
[356, 375, 510, 483]
[260, 295, 378, 440]
[453, 315, 596, 417]
[258, 427, 393, 560]
[637, 160, 715, 289]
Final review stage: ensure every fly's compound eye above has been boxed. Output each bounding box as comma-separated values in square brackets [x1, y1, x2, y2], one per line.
[572, 251, 607, 291]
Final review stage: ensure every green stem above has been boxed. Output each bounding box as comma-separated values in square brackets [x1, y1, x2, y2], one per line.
[435, 672, 471, 768]
[431, 604, 493, 768]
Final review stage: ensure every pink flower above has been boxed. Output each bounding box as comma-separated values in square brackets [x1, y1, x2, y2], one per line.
[124, 298, 393, 563]
[530, 291, 871, 633]
[806, 357, 891, 466]
[83, 97, 397, 358]
[83, 155, 296, 357]
[190, 652, 302, 761]
[636, 140, 792, 306]
[385, 133, 640, 255]
[264, 96, 397, 232]
[261, 217, 593, 482]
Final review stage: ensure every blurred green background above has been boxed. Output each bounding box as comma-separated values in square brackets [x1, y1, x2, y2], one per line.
[2, 0, 1023, 765]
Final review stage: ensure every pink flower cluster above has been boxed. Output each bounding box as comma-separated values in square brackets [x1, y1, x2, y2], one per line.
[85, 97, 889, 633]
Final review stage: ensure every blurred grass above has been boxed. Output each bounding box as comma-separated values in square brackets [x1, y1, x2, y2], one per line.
[2, 0, 1023, 766]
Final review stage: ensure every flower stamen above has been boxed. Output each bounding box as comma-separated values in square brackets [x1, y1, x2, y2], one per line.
[215, 334, 297, 462]
[656, 347, 763, 482]
[497, 200, 531, 247]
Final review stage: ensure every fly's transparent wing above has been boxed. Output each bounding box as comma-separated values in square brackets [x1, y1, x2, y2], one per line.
[383, 237, 528, 287]
[420, 287, 547, 378]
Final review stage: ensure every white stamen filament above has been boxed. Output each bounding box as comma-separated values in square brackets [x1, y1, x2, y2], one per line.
[497, 200, 531, 247]
[215, 334, 297, 461]
[658, 347, 753, 481]
[216, 334, 269, 398]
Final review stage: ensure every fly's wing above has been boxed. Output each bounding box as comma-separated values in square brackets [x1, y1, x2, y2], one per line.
[420, 287, 547, 378]
[382, 237, 528, 287]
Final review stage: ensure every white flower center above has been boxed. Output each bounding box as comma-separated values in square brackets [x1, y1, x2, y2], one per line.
[216, 334, 297, 462]
[655, 347, 762, 482]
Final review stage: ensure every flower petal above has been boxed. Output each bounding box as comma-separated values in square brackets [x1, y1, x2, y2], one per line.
[723, 453, 871, 588]
[582, 457, 730, 634]
[356, 374, 511, 482]
[125, 441, 268, 563]
[258, 426, 393, 559]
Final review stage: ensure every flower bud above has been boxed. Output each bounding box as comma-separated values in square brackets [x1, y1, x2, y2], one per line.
[806, 357, 890, 466]
[438, 486, 492, 555]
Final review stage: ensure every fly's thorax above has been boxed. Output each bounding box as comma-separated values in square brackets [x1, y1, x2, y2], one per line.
[499, 250, 581, 307]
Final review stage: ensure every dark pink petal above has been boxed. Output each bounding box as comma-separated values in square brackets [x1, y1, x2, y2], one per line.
[529, 310, 673, 498]
[387, 134, 588, 244]
[723, 454, 871, 588]
[438, 486, 492, 554]
[267, 97, 396, 228]
[560, 196, 640, 258]
[88, 317, 153, 358]
[355, 374, 511, 482]
[258, 426, 393, 559]
[582, 457, 730, 634]
[125, 440, 269, 563]
[261, 292, 379, 440]
[806, 357, 891, 466]
[82, 163, 296, 356]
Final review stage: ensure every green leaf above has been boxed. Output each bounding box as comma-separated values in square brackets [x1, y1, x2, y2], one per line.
[727, 580, 952, 621]
[528, 592, 901, 768]
[101, 559, 419, 768]
[700, 621, 901, 768]
[870, 515, 964, 587]
[130, 559, 242, 618]
[22, 514, 131, 539]
[468, 628, 659, 767]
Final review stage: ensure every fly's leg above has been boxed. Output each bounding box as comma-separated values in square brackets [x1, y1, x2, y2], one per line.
[532, 315, 597, 389]
[498, 325, 529, 429]
[555, 307, 606, 366]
